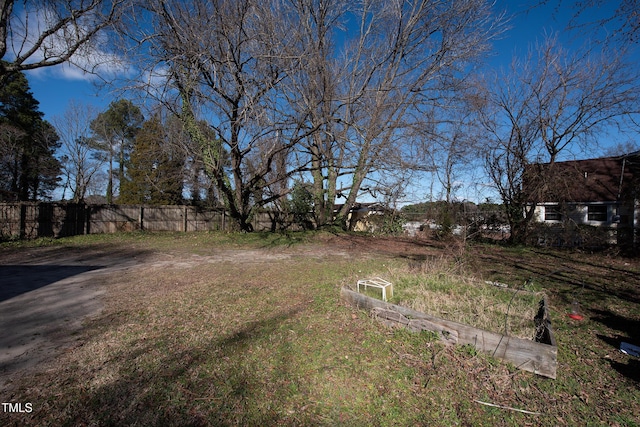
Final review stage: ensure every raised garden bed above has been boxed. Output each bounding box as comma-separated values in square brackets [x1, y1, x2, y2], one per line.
[341, 284, 557, 379]
[393, 277, 544, 340]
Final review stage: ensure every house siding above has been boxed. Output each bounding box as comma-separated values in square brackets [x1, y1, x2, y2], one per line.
[525, 152, 639, 251]
[535, 202, 623, 226]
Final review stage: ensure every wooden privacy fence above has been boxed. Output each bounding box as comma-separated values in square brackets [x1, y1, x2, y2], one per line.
[0, 202, 281, 239]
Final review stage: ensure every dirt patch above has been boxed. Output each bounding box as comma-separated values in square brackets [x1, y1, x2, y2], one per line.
[318, 233, 448, 259]
[0, 240, 358, 391]
[0, 246, 151, 390]
[145, 248, 349, 269]
[1, 233, 639, 426]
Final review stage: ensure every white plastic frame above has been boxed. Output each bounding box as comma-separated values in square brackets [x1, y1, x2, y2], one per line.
[356, 277, 393, 302]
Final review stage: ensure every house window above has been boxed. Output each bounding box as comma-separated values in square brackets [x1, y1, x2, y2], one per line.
[587, 205, 608, 222]
[544, 205, 562, 221]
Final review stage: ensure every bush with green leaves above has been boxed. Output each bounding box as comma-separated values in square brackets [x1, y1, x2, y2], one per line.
[286, 182, 314, 230]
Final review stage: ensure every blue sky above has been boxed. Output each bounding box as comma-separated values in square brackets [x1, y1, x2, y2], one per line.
[20, 1, 640, 204]
[24, 1, 624, 121]
[26, 1, 636, 130]
[27, 67, 112, 120]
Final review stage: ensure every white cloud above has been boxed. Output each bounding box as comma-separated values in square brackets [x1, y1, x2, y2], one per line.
[66, 42, 134, 81]
[8, 3, 133, 82]
[139, 64, 173, 98]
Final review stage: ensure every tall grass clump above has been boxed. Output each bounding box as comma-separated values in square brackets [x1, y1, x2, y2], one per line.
[387, 256, 542, 340]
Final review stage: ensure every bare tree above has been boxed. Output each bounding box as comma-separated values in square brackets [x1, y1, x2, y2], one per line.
[282, 0, 346, 227]
[288, 0, 502, 229]
[0, 0, 125, 84]
[415, 91, 483, 205]
[536, 0, 640, 43]
[115, 0, 501, 231]
[477, 35, 640, 243]
[53, 100, 104, 202]
[122, 0, 311, 231]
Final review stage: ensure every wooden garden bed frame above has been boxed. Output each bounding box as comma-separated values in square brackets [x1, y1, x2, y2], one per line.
[341, 286, 557, 379]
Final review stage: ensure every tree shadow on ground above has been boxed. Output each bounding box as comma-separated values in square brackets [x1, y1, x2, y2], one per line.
[0, 245, 152, 302]
[44, 307, 307, 427]
[607, 359, 640, 385]
[328, 233, 445, 260]
[0, 245, 155, 385]
[592, 308, 640, 384]
[0, 265, 104, 302]
[256, 231, 309, 249]
[530, 249, 640, 303]
[473, 246, 640, 306]
[592, 309, 640, 342]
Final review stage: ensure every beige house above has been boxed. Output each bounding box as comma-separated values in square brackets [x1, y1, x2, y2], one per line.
[334, 203, 389, 232]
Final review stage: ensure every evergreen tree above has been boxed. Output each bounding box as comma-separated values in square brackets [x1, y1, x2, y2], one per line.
[0, 70, 60, 200]
[120, 114, 185, 205]
[89, 99, 143, 203]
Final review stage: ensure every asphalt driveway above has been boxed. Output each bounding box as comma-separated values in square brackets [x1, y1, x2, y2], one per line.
[0, 245, 148, 390]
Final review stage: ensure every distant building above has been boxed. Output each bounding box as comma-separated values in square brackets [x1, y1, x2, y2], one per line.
[334, 202, 389, 232]
[523, 151, 639, 250]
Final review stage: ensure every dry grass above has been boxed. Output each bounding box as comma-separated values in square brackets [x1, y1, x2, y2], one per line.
[1, 232, 639, 426]
[386, 258, 543, 340]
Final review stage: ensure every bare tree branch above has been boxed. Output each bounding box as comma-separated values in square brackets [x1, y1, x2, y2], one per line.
[0, 0, 124, 83]
[476, 34, 640, 243]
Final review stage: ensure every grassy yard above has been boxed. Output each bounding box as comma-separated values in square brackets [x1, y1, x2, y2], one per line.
[387, 265, 544, 340]
[1, 231, 639, 426]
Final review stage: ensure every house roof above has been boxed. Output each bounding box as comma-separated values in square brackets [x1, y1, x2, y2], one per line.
[524, 152, 640, 203]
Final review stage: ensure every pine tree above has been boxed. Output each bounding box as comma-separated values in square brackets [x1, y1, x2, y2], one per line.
[120, 115, 184, 205]
[0, 70, 61, 200]
[89, 99, 143, 203]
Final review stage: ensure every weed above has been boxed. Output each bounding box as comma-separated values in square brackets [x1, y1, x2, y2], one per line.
[459, 343, 479, 357]
[388, 267, 542, 339]
[0, 232, 638, 426]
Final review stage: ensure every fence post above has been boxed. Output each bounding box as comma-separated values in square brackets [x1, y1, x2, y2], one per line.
[19, 203, 26, 239]
[139, 205, 144, 231]
[84, 204, 89, 235]
[184, 205, 188, 232]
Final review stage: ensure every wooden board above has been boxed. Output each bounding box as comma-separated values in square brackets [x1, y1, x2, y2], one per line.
[341, 287, 557, 379]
